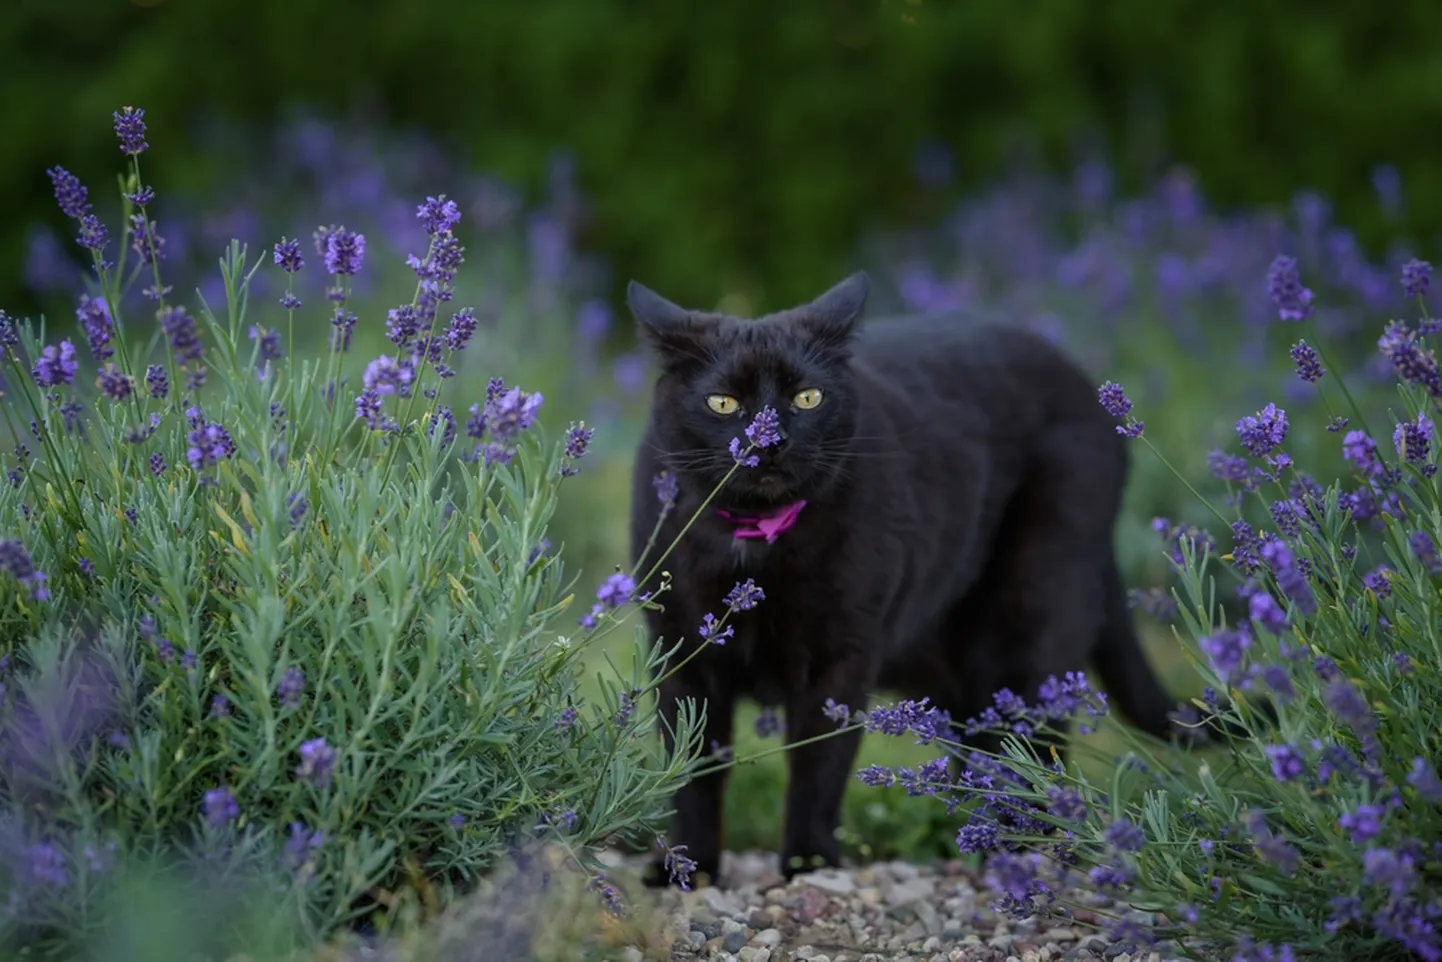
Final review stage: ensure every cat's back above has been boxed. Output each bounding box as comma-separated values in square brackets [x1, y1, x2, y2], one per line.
[849, 311, 1105, 428]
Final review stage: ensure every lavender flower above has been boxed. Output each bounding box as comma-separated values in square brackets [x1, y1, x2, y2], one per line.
[560, 422, 593, 477]
[444, 307, 478, 351]
[1407, 757, 1442, 802]
[723, 578, 765, 612]
[186, 417, 236, 471]
[1338, 804, 1383, 845]
[363, 355, 413, 397]
[273, 237, 304, 273]
[95, 364, 132, 401]
[1378, 321, 1442, 396]
[486, 385, 544, 442]
[203, 786, 239, 827]
[1289, 340, 1325, 382]
[1266, 254, 1314, 321]
[1393, 413, 1433, 464]
[322, 227, 365, 275]
[595, 572, 635, 610]
[249, 325, 283, 378]
[1401, 258, 1432, 297]
[1236, 403, 1288, 458]
[418, 194, 462, 235]
[0, 539, 50, 601]
[1410, 530, 1442, 574]
[47, 166, 91, 220]
[296, 737, 337, 789]
[653, 470, 679, 508]
[729, 436, 760, 467]
[1097, 380, 1143, 438]
[1264, 744, 1305, 782]
[112, 106, 148, 154]
[754, 706, 784, 738]
[25, 843, 68, 888]
[146, 364, 169, 399]
[210, 694, 231, 718]
[745, 406, 782, 447]
[657, 838, 697, 892]
[1198, 626, 1250, 684]
[32, 340, 79, 387]
[277, 666, 305, 709]
[159, 305, 203, 367]
[698, 612, 733, 645]
[77, 293, 114, 360]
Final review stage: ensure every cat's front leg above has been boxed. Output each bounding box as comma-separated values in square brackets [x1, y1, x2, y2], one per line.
[643, 673, 734, 888]
[780, 658, 868, 879]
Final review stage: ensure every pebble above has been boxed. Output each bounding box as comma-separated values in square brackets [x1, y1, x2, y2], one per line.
[600, 848, 1186, 962]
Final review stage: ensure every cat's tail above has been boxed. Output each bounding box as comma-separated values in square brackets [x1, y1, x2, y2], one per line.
[1092, 559, 1184, 741]
[1094, 559, 1276, 743]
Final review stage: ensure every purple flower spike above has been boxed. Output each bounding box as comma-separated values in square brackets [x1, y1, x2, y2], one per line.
[112, 106, 148, 155]
[1266, 254, 1314, 321]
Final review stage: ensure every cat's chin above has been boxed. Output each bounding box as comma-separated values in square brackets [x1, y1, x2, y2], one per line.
[721, 472, 807, 508]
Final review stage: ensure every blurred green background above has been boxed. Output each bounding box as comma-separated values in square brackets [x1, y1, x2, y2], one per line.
[4, 0, 1438, 866]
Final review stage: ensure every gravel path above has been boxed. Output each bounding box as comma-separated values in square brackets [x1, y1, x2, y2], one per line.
[622, 850, 1199, 962]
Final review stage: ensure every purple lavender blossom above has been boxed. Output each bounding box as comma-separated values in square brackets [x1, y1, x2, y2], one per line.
[1097, 380, 1144, 438]
[1264, 744, 1305, 782]
[418, 194, 462, 235]
[723, 578, 765, 612]
[560, 422, 594, 477]
[129, 214, 165, 264]
[745, 406, 782, 448]
[1338, 804, 1383, 845]
[25, 843, 69, 888]
[653, 471, 679, 508]
[658, 838, 698, 892]
[1236, 403, 1288, 458]
[1289, 340, 1325, 382]
[754, 706, 784, 738]
[77, 294, 114, 360]
[1198, 626, 1250, 684]
[47, 166, 92, 220]
[1393, 413, 1433, 464]
[1410, 531, 1442, 574]
[186, 416, 236, 471]
[273, 237, 304, 273]
[486, 385, 545, 443]
[95, 364, 132, 401]
[159, 305, 204, 367]
[112, 106, 148, 155]
[203, 786, 239, 827]
[595, 572, 635, 610]
[1266, 254, 1314, 321]
[322, 227, 365, 275]
[444, 307, 478, 351]
[145, 364, 169, 399]
[864, 697, 951, 745]
[1408, 757, 1442, 802]
[363, 355, 413, 397]
[249, 325, 284, 378]
[277, 666, 305, 710]
[698, 612, 733, 645]
[296, 737, 337, 789]
[0, 539, 50, 601]
[32, 340, 79, 387]
[1402, 258, 1432, 298]
[1378, 321, 1442, 396]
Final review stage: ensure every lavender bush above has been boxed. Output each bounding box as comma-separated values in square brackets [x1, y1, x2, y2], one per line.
[854, 257, 1442, 959]
[0, 107, 707, 958]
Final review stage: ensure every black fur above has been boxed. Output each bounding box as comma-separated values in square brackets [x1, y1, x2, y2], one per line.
[627, 271, 1180, 886]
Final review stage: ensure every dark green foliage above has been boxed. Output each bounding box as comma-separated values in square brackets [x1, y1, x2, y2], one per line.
[4, 0, 1442, 320]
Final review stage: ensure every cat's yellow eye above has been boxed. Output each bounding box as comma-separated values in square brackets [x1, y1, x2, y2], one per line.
[705, 394, 741, 415]
[793, 388, 824, 410]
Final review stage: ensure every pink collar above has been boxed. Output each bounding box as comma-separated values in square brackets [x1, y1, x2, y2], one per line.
[715, 500, 808, 543]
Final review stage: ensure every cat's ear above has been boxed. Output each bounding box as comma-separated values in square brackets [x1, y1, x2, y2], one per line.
[627, 280, 712, 364]
[797, 271, 869, 350]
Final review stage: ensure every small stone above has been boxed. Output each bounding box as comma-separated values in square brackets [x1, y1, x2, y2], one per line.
[621, 950, 644, 962]
[1021, 951, 1042, 962]
[890, 861, 920, 881]
[764, 887, 788, 906]
[696, 920, 722, 939]
[702, 888, 745, 919]
[688, 930, 707, 948]
[1041, 928, 1078, 942]
[1106, 943, 1137, 960]
[1113, 956, 1132, 962]
[922, 936, 942, 952]
[858, 885, 883, 907]
[737, 949, 769, 962]
[990, 934, 1015, 950]
[799, 869, 855, 895]
[913, 899, 941, 936]
[810, 956, 831, 962]
[942, 918, 964, 938]
[885, 877, 935, 907]
[789, 887, 831, 925]
[723, 929, 749, 953]
[748, 909, 771, 928]
[753, 928, 783, 947]
[721, 919, 747, 938]
[793, 947, 817, 961]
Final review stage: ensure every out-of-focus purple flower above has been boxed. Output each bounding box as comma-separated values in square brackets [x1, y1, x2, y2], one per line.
[277, 667, 305, 709]
[129, 214, 165, 265]
[76, 293, 114, 361]
[363, 355, 413, 397]
[203, 786, 239, 827]
[1198, 626, 1250, 684]
[444, 307, 478, 352]
[1289, 341, 1324, 382]
[96, 364, 133, 401]
[249, 325, 283, 379]
[486, 385, 544, 443]
[1402, 258, 1432, 298]
[32, 340, 78, 387]
[1236, 403, 1288, 458]
[186, 416, 235, 472]
[1266, 255, 1314, 321]
[47, 166, 91, 220]
[160, 305, 204, 367]
[23, 225, 74, 293]
[146, 364, 169, 399]
[296, 737, 337, 789]
[320, 226, 365, 276]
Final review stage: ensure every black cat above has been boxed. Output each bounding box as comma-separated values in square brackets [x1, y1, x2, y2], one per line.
[627, 271, 1179, 887]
